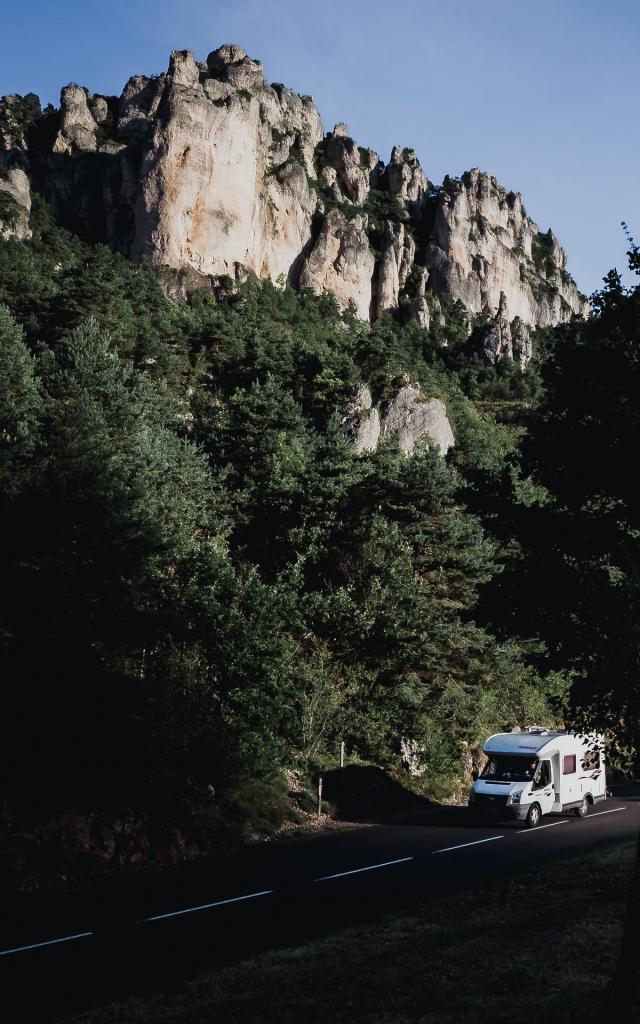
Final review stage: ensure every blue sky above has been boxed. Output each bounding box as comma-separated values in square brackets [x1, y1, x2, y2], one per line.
[1, 0, 638, 295]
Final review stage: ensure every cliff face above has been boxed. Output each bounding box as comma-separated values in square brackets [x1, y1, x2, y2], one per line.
[131, 47, 323, 283]
[0, 44, 588, 342]
[426, 169, 588, 327]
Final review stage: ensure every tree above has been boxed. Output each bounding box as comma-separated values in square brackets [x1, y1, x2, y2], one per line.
[522, 239, 640, 1015]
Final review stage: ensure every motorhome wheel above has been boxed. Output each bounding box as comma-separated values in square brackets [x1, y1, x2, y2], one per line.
[525, 803, 541, 828]
[575, 796, 589, 818]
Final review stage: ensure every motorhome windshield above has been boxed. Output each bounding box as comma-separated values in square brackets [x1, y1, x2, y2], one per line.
[481, 755, 538, 782]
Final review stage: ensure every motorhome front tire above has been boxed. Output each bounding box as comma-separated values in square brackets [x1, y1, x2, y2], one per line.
[525, 803, 541, 828]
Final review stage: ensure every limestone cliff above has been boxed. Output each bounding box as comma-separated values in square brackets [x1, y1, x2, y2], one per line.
[426, 169, 588, 327]
[0, 44, 587, 346]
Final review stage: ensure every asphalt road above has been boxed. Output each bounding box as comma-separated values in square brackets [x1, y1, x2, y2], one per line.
[2, 790, 638, 1023]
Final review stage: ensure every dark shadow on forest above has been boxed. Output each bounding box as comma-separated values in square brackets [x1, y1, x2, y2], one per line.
[322, 765, 435, 821]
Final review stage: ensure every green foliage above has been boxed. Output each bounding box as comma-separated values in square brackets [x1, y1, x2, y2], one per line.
[0, 92, 42, 140]
[0, 198, 569, 829]
[480, 239, 640, 768]
[0, 304, 41, 495]
[0, 189, 20, 227]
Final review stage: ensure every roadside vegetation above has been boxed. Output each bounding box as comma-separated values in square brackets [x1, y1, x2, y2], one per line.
[0, 195, 639, 902]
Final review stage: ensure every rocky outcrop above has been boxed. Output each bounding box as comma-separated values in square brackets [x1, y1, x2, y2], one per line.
[344, 382, 454, 456]
[2, 46, 587, 341]
[511, 317, 532, 369]
[426, 169, 587, 327]
[481, 291, 513, 363]
[322, 125, 380, 206]
[381, 384, 454, 455]
[480, 293, 534, 369]
[299, 209, 375, 320]
[0, 167, 31, 240]
[342, 384, 381, 452]
[385, 146, 428, 208]
[0, 95, 33, 240]
[52, 85, 99, 154]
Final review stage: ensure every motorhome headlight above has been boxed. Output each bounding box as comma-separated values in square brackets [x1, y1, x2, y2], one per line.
[508, 792, 521, 804]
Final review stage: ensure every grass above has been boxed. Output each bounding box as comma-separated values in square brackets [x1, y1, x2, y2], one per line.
[64, 838, 637, 1024]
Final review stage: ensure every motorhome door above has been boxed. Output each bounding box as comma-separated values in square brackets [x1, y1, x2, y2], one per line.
[532, 759, 555, 815]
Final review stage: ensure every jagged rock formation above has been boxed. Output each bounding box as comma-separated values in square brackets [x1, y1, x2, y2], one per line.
[480, 292, 534, 369]
[52, 85, 100, 155]
[511, 316, 532, 369]
[426, 169, 588, 327]
[344, 382, 454, 456]
[481, 292, 513, 363]
[385, 146, 428, 208]
[321, 123, 381, 205]
[0, 45, 587, 343]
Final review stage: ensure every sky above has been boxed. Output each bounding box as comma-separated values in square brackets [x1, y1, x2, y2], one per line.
[1, 0, 638, 295]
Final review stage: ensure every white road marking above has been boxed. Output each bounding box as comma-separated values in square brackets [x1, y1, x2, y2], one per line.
[432, 836, 503, 854]
[142, 889, 273, 922]
[316, 857, 414, 881]
[517, 820, 570, 834]
[2, 805, 630, 955]
[0, 931, 93, 957]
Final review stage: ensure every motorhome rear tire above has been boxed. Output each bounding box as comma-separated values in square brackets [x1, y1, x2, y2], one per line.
[575, 796, 589, 818]
[525, 803, 541, 828]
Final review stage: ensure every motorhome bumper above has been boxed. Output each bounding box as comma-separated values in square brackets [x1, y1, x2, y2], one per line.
[469, 794, 528, 820]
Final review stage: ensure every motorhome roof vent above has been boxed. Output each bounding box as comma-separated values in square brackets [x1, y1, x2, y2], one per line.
[527, 726, 548, 734]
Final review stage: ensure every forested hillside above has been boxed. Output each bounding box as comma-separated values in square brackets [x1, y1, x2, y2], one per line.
[1, 194, 638, 882]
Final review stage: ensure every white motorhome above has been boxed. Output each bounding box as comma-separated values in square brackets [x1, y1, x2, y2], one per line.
[468, 728, 606, 827]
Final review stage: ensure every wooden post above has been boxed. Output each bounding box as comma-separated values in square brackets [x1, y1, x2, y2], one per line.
[340, 741, 345, 770]
[317, 775, 323, 815]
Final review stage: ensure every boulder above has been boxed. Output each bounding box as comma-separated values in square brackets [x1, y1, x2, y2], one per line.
[381, 384, 454, 455]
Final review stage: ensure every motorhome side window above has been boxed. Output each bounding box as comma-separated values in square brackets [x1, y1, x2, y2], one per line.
[563, 754, 577, 774]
